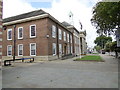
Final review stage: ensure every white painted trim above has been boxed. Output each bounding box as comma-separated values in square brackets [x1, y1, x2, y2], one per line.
[30, 43, 36, 56]
[52, 43, 56, 56]
[3, 14, 49, 26]
[18, 27, 23, 39]
[7, 29, 12, 40]
[52, 25, 56, 38]
[7, 45, 12, 56]
[30, 24, 36, 38]
[18, 44, 23, 56]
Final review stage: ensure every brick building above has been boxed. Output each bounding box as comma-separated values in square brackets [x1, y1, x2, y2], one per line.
[0, 0, 3, 65]
[62, 22, 80, 56]
[2, 9, 75, 61]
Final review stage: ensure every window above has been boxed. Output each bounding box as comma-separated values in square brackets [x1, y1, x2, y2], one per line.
[7, 29, 12, 40]
[70, 35, 72, 43]
[64, 32, 66, 41]
[67, 34, 69, 42]
[18, 44, 23, 56]
[18, 27, 23, 39]
[52, 43, 56, 56]
[52, 25, 56, 38]
[68, 44, 70, 54]
[30, 25, 36, 38]
[59, 44, 62, 55]
[59, 29, 62, 40]
[30, 43, 36, 56]
[7, 45, 12, 56]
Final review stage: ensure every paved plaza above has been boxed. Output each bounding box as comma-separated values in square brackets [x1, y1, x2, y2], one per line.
[2, 54, 119, 88]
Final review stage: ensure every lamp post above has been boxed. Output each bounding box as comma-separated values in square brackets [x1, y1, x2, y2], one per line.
[13, 25, 16, 61]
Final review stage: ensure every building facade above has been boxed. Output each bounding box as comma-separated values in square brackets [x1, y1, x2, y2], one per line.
[80, 31, 87, 55]
[2, 10, 73, 61]
[62, 22, 80, 56]
[0, 0, 3, 65]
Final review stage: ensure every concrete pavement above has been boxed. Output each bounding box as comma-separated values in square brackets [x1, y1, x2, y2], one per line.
[2, 54, 118, 88]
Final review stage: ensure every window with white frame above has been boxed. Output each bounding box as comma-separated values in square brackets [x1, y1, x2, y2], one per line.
[52, 25, 56, 38]
[68, 44, 70, 54]
[7, 45, 12, 56]
[52, 43, 56, 56]
[67, 34, 69, 42]
[70, 35, 72, 43]
[64, 32, 66, 41]
[18, 44, 23, 56]
[30, 25, 36, 38]
[30, 43, 36, 56]
[59, 29, 62, 40]
[59, 44, 62, 55]
[7, 29, 12, 40]
[18, 27, 23, 39]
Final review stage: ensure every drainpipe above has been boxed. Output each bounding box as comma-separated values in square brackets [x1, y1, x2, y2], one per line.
[56, 24, 59, 59]
[13, 25, 16, 61]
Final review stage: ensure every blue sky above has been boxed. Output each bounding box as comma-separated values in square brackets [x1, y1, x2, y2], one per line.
[30, 2, 52, 8]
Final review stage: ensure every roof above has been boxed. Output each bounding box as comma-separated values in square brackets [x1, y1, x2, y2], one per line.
[61, 21, 72, 27]
[62, 21, 79, 33]
[3, 9, 47, 23]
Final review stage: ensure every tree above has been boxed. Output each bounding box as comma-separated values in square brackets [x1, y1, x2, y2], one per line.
[91, 2, 120, 36]
[105, 41, 112, 52]
[94, 45, 101, 53]
[94, 35, 112, 48]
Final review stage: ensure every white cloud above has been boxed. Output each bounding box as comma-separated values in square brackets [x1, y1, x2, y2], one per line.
[42, 0, 98, 48]
[3, 0, 99, 48]
[3, 0, 36, 18]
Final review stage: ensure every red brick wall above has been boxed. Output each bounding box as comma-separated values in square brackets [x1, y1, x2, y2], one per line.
[2, 18, 49, 56]
[47, 18, 73, 56]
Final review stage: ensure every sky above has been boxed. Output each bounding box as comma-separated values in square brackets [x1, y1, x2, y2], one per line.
[3, 0, 101, 48]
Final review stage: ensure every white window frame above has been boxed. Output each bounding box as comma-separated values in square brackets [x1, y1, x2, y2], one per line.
[59, 44, 62, 55]
[52, 43, 56, 56]
[30, 24, 36, 38]
[68, 44, 70, 54]
[30, 43, 36, 56]
[18, 44, 23, 56]
[7, 45, 12, 56]
[18, 27, 23, 39]
[52, 25, 56, 38]
[70, 35, 72, 43]
[59, 29, 62, 40]
[67, 34, 69, 42]
[7, 29, 12, 40]
[64, 31, 66, 41]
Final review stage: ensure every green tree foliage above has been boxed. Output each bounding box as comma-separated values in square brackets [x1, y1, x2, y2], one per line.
[91, 2, 120, 35]
[94, 35, 112, 48]
[105, 41, 112, 52]
[94, 45, 101, 53]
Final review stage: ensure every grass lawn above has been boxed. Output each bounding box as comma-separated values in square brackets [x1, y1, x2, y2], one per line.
[75, 55, 104, 62]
